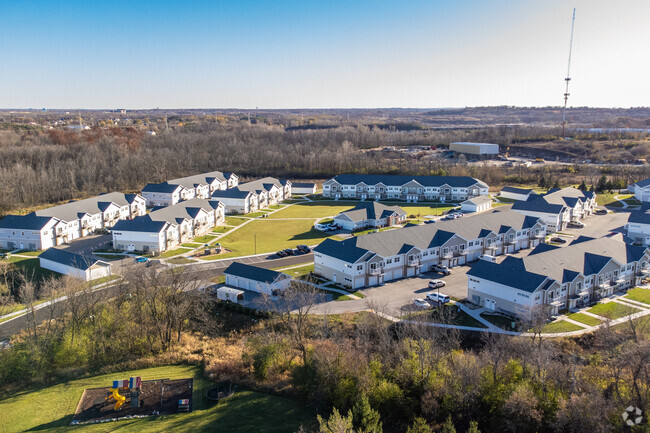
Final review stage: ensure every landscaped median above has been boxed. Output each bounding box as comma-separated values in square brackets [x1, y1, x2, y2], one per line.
[158, 247, 193, 258]
[566, 312, 602, 326]
[587, 301, 642, 320]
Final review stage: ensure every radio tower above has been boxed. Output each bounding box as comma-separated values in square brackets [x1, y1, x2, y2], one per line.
[561, 8, 576, 138]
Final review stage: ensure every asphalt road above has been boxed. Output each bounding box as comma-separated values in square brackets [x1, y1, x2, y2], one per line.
[0, 252, 313, 341]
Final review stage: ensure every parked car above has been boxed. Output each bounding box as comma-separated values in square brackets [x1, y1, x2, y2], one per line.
[413, 298, 431, 309]
[426, 292, 450, 304]
[567, 221, 585, 228]
[297, 245, 311, 253]
[424, 219, 436, 224]
[134, 256, 148, 263]
[326, 224, 339, 231]
[428, 279, 446, 289]
[551, 236, 567, 244]
[594, 209, 608, 215]
[478, 254, 497, 263]
[283, 248, 295, 256]
[276, 250, 288, 257]
[431, 264, 451, 275]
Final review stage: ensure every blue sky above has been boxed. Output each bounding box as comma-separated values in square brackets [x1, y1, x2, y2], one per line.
[1, 0, 648, 108]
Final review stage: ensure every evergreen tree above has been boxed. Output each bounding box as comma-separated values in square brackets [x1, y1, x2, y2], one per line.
[552, 180, 560, 189]
[440, 415, 456, 433]
[596, 175, 608, 192]
[351, 395, 382, 433]
[318, 408, 354, 433]
[467, 420, 481, 433]
[538, 176, 546, 188]
[578, 180, 587, 191]
[406, 417, 432, 433]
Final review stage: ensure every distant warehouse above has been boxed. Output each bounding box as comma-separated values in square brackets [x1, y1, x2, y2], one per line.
[449, 142, 500, 158]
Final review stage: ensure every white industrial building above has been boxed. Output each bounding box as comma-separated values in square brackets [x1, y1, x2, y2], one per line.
[449, 142, 500, 156]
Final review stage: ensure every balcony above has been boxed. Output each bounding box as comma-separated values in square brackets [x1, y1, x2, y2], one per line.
[550, 299, 563, 307]
[407, 259, 420, 267]
[458, 250, 468, 256]
[504, 238, 515, 245]
[534, 232, 545, 239]
[484, 245, 497, 251]
[368, 268, 382, 276]
[441, 252, 453, 259]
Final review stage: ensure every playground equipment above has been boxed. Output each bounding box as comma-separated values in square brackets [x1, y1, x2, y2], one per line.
[106, 376, 142, 411]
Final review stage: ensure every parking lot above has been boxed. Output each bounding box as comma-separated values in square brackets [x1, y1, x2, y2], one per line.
[312, 211, 633, 316]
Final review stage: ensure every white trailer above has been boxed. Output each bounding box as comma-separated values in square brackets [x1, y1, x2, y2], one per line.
[217, 286, 245, 303]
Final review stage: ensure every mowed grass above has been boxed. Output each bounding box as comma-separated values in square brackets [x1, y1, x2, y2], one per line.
[626, 288, 650, 304]
[157, 247, 192, 258]
[274, 264, 315, 277]
[566, 312, 602, 326]
[0, 365, 316, 433]
[214, 219, 340, 257]
[588, 301, 642, 319]
[595, 193, 624, 208]
[541, 320, 585, 333]
[268, 201, 355, 219]
[224, 216, 249, 226]
[7, 255, 59, 281]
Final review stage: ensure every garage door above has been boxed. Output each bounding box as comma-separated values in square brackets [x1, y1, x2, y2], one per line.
[354, 278, 365, 289]
[393, 268, 403, 279]
[368, 276, 378, 286]
[406, 267, 415, 277]
[383, 270, 393, 281]
[458, 256, 466, 266]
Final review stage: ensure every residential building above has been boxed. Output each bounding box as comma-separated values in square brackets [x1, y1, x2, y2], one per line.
[626, 203, 650, 245]
[142, 171, 239, 207]
[0, 214, 59, 250]
[467, 234, 650, 318]
[212, 177, 291, 213]
[511, 187, 596, 232]
[460, 196, 493, 213]
[224, 262, 292, 295]
[322, 174, 488, 202]
[39, 249, 112, 281]
[111, 199, 225, 253]
[628, 178, 650, 202]
[210, 189, 259, 214]
[449, 142, 499, 157]
[499, 186, 538, 202]
[291, 182, 317, 195]
[333, 202, 407, 231]
[141, 182, 186, 207]
[313, 209, 546, 289]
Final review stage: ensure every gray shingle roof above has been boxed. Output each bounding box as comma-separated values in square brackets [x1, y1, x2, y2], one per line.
[236, 177, 289, 193]
[292, 182, 316, 188]
[462, 195, 493, 205]
[627, 203, 650, 225]
[112, 217, 169, 233]
[142, 182, 184, 194]
[500, 186, 536, 195]
[467, 256, 550, 293]
[634, 178, 650, 188]
[327, 174, 487, 188]
[336, 202, 406, 223]
[512, 197, 566, 215]
[146, 198, 221, 225]
[224, 262, 289, 284]
[34, 192, 144, 222]
[211, 189, 253, 199]
[168, 170, 230, 189]
[0, 213, 57, 230]
[39, 248, 109, 270]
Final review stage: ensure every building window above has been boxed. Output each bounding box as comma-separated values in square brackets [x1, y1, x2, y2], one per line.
[356, 265, 363, 271]
[394, 257, 400, 263]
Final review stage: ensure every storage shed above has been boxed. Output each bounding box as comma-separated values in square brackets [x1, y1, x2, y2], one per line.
[223, 262, 292, 295]
[39, 248, 112, 281]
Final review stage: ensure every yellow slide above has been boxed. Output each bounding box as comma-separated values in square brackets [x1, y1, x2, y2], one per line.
[108, 388, 126, 410]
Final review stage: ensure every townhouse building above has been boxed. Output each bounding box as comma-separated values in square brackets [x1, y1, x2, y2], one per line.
[0, 193, 146, 250]
[511, 187, 596, 232]
[333, 202, 407, 231]
[211, 177, 291, 213]
[626, 202, 650, 246]
[499, 186, 538, 202]
[628, 177, 650, 202]
[142, 171, 239, 207]
[322, 174, 488, 202]
[467, 234, 649, 318]
[313, 209, 546, 289]
[111, 199, 225, 253]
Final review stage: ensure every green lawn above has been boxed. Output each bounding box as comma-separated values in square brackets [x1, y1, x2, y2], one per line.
[495, 196, 517, 203]
[624, 197, 641, 205]
[268, 201, 356, 219]
[0, 365, 316, 433]
[566, 312, 602, 326]
[625, 288, 650, 305]
[13, 250, 44, 256]
[7, 256, 59, 281]
[274, 264, 315, 277]
[182, 243, 201, 248]
[214, 219, 342, 257]
[224, 216, 249, 226]
[540, 320, 585, 333]
[480, 313, 518, 330]
[588, 302, 641, 319]
[166, 257, 197, 265]
[158, 247, 192, 258]
[211, 226, 231, 234]
[244, 210, 273, 218]
[193, 235, 217, 244]
[595, 193, 624, 207]
[397, 204, 456, 217]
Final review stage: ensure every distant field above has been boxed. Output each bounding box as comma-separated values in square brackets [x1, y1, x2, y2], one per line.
[0, 365, 316, 433]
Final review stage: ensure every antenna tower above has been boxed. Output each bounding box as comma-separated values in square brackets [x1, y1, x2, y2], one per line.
[561, 8, 576, 137]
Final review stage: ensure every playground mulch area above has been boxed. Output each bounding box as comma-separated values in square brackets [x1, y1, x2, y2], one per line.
[72, 378, 193, 424]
